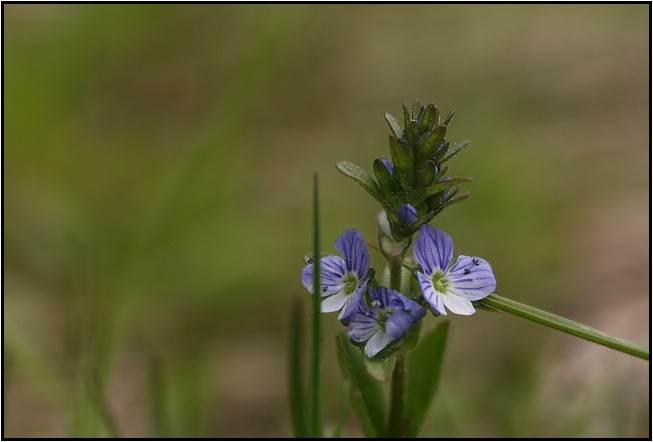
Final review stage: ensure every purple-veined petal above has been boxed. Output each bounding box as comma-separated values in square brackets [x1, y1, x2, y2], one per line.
[447, 255, 496, 301]
[364, 329, 393, 358]
[368, 286, 392, 307]
[414, 225, 454, 275]
[418, 271, 446, 315]
[399, 204, 418, 226]
[441, 293, 475, 315]
[348, 313, 381, 343]
[384, 313, 414, 342]
[335, 229, 370, 279]
[321, 292, 349, 313]
[400, 295, 427, 321]
[301, 255, 348, 296]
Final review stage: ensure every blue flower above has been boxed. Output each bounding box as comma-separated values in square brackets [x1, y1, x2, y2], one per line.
[347, 286, 426, 358]
[414, 225, 496, 316]
[302, 229, 370, 321]
[398, 204, 417, 226]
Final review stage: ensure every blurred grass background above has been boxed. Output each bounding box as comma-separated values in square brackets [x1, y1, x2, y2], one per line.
[3, 4, 649, 438]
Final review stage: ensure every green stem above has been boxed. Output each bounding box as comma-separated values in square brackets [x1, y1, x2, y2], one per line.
[482, 294, 649, 361]
[309, 174, 323, 437]
[387, 255, 407, 438]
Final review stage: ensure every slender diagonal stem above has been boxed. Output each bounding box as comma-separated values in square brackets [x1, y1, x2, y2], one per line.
[387, 255, 407, 438]
[482, 294, 649, 360]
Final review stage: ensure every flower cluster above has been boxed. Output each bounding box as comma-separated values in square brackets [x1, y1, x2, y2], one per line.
[301, 100, 497, 359]
[302, 226, 496, 358]
[337, 100, 472, 242]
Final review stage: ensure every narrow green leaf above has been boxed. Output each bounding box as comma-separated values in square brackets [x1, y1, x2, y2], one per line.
[335, 334, 386, 437]
[411, 99, 423, 121]
[402, 103, 418, 145]
[406, 321, 450, 437]
[384, 113, 403, 139]
[418, 104, 439, 134]
[413, 159, 437, 190]
[288, 298, 307, 437]
[413, 178, 473, 205]
[442, 110, 454, 126]
[440, 140, 470, 163]
[482, 294, 650, 360]
[388, 136, 414, 192]
[418, 126, 447, 162]
[332, 378, 351, 438]
[336, 161, 385, 204]
[373, 158, 395, 198]
[309, 174, 323, 437]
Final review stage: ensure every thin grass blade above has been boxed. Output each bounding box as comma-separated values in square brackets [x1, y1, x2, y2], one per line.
[289, 298, 307, 437]
[308, 173, 324, 437]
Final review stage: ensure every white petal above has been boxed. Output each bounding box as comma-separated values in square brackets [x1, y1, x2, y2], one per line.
[441, 293, 476, 315]
[321, 292, 348, 313]
[364, 329, 393, 358]
[447, 255, 496, 301]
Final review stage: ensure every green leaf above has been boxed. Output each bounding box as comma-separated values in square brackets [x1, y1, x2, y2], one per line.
[364, 353, 396, 382]
[442, 110, 455, 126]
[402, 103, 418, 145]
[413, 159, 436, 191]
[373, 158, 395, 198]
[388, 136, 414, 192]
[336, 161, 385, 204]
[418, 104, 439, 134]
[413, 178, 473, 205]
[335, 334, 386, 437]
[440, 140, 470, 163]
[482, 294, 650, 360]
[418, 126, 447, 163]
[406, 321, 450, 437]
[288, 298, 307, 437]
[411, 99, 423, 121]
[384, 113, 403, 139]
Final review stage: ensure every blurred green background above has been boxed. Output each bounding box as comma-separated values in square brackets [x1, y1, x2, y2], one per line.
[4, 4, 649, 438]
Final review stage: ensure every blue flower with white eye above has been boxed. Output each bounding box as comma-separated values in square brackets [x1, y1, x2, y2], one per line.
[414, 225, 496, 316]
[347, 286, 426, 358]
[301, 229, 370, 322]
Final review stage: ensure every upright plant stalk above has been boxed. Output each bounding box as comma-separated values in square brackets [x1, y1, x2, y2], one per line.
[309, 174, 323, 437]
[387, 254, 407, 438]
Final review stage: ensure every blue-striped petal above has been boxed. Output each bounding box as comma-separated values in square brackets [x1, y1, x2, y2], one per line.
[417, 271, 446, 315]
[348, 313, 381, 343]
[301, 255, 347, 296]
[447, 255, 496, 301]
[335, 229, 370, 279]
[414, 225, 454, 275]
